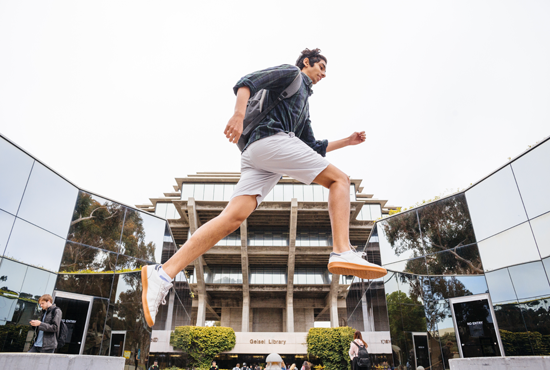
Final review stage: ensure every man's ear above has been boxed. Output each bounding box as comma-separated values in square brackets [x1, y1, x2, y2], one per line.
[303, 57, 310, 68]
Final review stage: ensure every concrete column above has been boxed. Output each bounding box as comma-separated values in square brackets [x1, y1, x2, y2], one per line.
[165, 289, 175, 330]
[286, 198, 298, 333]
[241, 219, 250, 332]
[330, 272, 340, 328]
[189, 198, 207, 327]
[361, 294, 373, 331]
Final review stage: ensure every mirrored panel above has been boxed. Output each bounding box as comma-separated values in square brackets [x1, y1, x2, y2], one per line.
[378, 212, 423, 265]
[530, 212, 550, 258]
[384, 256, 428, 275]
[477, 222, 540, 272]
[518, 298, 550, 355]
[485, 268, 517, 304]
[511, 140, 550, 220]
[0, 210, 15, 256]
[465, 165, 527, 242]
[396, 273, 423, 305]
[4, 218, 65, 272]
[0, 259, 27, 297]
[418, 193, 476, 255]
[0, 138, 34, 215]
[431, 301, 458, 369]
[492, 301, 532, 356]
[426, 276, 488, 301]
[59, 242, 117, 274]
[121, 209, 165, 262]
[508, 261, 550, 301]
[54, 273, 114, 299]
[83, 297, 109, 355]
[110, 272, 141, 306]
[116, 254, 148, 274]
[19, 266, 57, 302]
[426, 244, 483, 275]
[17, 162, 78, 238]
[67, 192, 125, 253]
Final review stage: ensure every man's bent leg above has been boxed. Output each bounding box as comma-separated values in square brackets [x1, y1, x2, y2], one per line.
[142, 195, 258, 327]
[313, 164, 387, 280]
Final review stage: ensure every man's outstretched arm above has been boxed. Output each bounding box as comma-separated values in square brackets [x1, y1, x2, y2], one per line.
[326, 131, 366, 153]
[224, 86, 250, 144]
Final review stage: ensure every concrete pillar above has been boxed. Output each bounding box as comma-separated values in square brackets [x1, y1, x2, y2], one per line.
[286, 198, 298, 333]
[196, 293, 206, 327]
[361, 294, 373, 331]
[165, 289, 175, 330]
[189, 198, 207, 327]
[241, 220, 250, 332]
[330, 273, 340, 328]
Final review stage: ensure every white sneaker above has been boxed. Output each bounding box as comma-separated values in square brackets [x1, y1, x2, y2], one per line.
[328, 249, 387, 280]
[141, 264, 173, 327]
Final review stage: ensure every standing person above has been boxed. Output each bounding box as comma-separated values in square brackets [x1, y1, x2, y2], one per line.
[233, 363, 241, 370]
[242, 362, 249, 370]
[148, 361, 159, 370]
[289, 364, 296, 370]
[28, 294, 61, 353]
[210, 361, 219, 370]
[349, 330, 370, 370]
[134, 350, 139, 370]
[141, 48, 388, 327]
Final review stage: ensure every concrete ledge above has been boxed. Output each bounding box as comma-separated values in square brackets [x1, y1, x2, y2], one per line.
[0, 353, 125, 370]
[450, 356, 550, 370]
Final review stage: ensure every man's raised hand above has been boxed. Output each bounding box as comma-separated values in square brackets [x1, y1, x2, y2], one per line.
[348, 131, 366, 146]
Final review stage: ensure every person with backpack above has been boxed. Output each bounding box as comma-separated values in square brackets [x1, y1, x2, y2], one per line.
[28, 294, 62, 353]
[141, 48, 388, 327]
[349, 330, 371, 370]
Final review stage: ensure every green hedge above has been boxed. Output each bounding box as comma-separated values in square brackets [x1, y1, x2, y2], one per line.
[499, 329, 550, 356]
[170, 326, 236, 370]
[307, 327, 355, 370]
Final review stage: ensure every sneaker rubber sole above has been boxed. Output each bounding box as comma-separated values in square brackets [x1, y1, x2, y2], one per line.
[328, 261, 388, 280]
[141, 266, 155, 327]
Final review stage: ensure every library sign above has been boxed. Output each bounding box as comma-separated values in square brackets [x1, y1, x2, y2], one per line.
[250, 339, 287, 345]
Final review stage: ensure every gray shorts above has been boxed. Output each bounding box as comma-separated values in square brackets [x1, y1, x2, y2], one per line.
[230, 132, 330, 207]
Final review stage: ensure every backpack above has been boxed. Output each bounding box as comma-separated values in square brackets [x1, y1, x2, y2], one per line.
[54, 307, 69, 349]
[236, 66, 303, 152]
[352, 341, 371, 369]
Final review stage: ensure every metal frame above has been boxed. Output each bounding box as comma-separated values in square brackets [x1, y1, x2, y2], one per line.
[411, 332, 430, 369]
[53, 290, 94, 355]
[109, 330, 127, 357]
[448, 293, 504, 358]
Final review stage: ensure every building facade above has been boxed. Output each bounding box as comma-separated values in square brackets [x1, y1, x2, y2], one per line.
[347, 136, 550, 369]
[138, 172, 396, 367]
[0, 134, 192, 367]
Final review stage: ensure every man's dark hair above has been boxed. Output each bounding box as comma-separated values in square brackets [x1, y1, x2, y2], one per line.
[295, 48, 327, 69]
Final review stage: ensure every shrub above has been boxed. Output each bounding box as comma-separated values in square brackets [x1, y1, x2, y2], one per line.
[307, 327, 355, 370]
[170, 326, 236, 370]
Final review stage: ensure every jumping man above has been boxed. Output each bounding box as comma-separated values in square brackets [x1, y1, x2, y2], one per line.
[141, 48, 387, 327]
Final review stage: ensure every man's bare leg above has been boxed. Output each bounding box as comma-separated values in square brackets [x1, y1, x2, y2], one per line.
[162, 194, 258, 278]
[313, 164, 352, 253]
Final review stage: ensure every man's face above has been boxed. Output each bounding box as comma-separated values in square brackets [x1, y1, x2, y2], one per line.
[39, 300, 51, 310]
[301, 58, 327, 85]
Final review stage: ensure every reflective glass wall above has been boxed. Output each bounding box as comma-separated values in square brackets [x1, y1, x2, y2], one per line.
[0, 135, 192, 364]
[347, 138, 550, 368]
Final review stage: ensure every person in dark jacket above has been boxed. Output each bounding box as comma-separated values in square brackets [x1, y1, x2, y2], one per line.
[28, 294, 61, 353]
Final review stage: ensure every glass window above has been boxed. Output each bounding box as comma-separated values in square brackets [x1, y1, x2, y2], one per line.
[370, 204, 382, 220]
[0, 296, 18, 322]
[155, 203, 168, 218]
[294, 185, 304, 201]
[518, 298, 550, 356]
[67, 191, 125, 253]
[508, 261, 550, 300]
[59, 242, 117, 274]
[304, 185, 314, 201]
[418, 193, 476, 255]
[110, 272, 140, 304]
[313, 185, 323, 202]
[531, 212, 550, 258]
[213, 184, 224, 201]
[17, 162, 79, 238]
[181, 184, 195, 200]
[465, 165, 528, 242]
[384, 257, 428, 275]
[55, 273, 114, 299]
[359, 205, 370, 221]
[427, 276, 488, 301]
[224, 184, 235, 201]
[0, 209, 15, 256]
[0, 138, 35, 215]
[19, 267, 56, 302]
[273, 185, 284, 201]
[194, 184, 205, 200]
[264, 187, 274, 201]
[4, 218, 65, 272]
[511, 141, 550, 220]
[121, 209, 165, 263]
[322, 187, 329, 202]
[378, 213, 422, 265]
[0, 259, 27, 295]
[477, 222, 540, 272]
[485, 268, 517, 303]
[204, 184, 214, 200]
[116, 254, 148, 273]
[426, 244, 483, 275]
[167, 203, 179, 219]
[492, 301, 531, 356]
[350, 184, 356, 201]
[384, 272, 400, 297]
[283, 184, 293, 200]
[396, 273, 423, 304]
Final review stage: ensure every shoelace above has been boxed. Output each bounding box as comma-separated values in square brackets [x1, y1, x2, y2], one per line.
[156, 283, 173, 306]
[350, 243, 367, 259]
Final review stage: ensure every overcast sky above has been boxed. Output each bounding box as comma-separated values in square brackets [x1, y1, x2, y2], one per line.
[1, 1, 549, 211]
